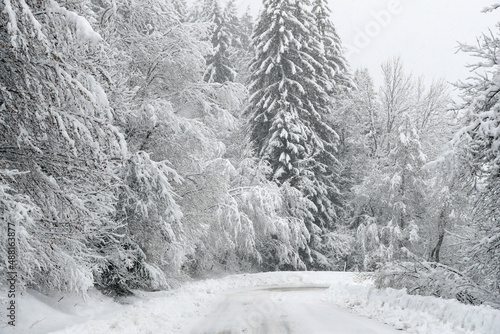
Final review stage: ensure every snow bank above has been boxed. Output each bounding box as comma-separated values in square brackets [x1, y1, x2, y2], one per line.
[0, 288, 121, 334]
[325, 274, 500, 334]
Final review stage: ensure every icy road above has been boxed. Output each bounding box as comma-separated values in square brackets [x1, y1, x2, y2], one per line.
[187, 285, 402, 334]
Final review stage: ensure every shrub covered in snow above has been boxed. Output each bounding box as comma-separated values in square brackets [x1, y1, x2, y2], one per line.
[374, 261, 500, 308]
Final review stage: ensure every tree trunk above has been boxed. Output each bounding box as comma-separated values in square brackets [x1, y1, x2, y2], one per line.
[430, 206, 447, 263]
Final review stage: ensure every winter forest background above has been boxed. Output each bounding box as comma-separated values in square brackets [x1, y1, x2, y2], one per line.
[1, 0, 499, 309]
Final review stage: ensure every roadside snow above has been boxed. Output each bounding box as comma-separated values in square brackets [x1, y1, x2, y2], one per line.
[0, 288, 125, 334]
[325, 274, 500, 334]
[2, 272, 499, 333]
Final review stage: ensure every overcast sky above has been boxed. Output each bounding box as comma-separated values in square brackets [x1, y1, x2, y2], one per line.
[236, 0, 499, 93]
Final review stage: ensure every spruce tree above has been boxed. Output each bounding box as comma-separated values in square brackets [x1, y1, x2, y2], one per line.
[223, 0, 240, 42]
[203, 0, 235, 83]
[230, 6, 254, 84]
[312, 0, 353, 89]
[246, 0, 343, 268]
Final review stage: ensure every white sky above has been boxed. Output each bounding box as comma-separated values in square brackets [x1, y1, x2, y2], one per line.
[236, 0, 499, 92]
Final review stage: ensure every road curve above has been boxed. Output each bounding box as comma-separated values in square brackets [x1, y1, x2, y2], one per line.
[187, 285, 403, 334]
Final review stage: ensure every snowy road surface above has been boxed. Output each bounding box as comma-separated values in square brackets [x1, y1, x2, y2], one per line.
[5, 272, 500, 333]
[187, 285, 402, 334]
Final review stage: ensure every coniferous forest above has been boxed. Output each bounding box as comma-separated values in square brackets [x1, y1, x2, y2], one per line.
[1, 0, 499, 309]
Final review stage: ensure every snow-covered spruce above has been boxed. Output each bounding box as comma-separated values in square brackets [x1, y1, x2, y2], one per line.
[246, 0, 346, 269]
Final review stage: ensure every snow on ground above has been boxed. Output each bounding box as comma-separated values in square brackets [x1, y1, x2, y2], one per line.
[325, 274, 500, 334]
[1, 272, 500, 333]
[0, 287, 124, 334]
[187, 282, 402, 333]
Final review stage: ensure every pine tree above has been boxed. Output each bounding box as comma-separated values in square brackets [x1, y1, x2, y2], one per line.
[246, 0, 343, 268]
[223, 0, 240, 42]
[203, 0, 235, 83]
[97, 0, 275, 276]
[238, 7, 254, 52]
[312, 0, 353, 90]
[230, 6, 254, 85]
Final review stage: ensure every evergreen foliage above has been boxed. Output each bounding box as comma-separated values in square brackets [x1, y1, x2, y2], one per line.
[246, 0, 348, 268]
[203, 0, 235, 83]
[311, 0, 353, 90]
[3, 0, 499, 310]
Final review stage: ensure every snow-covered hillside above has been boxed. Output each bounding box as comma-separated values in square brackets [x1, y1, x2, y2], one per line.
[2, 272, 499, 334]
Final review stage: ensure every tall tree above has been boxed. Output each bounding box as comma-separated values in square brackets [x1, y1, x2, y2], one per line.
[96, 0, 298, 277]
[0, 0, 128, 294]
[223, 0, 240, 39]
[453, 16, 500, 301]
[350, 59, 450, 270]
[246, 0, 343, 268]
[202, 0, 235, 83]
[312, 0, 353, 90]
[230, 6, 255, 85]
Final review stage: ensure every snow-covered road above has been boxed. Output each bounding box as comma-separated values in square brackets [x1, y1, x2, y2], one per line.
[187, 285, 401, 334]
[4, 271, 500, 334]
